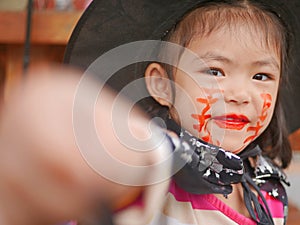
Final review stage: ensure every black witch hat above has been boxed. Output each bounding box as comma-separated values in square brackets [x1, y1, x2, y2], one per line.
[64, 0, 300, 134]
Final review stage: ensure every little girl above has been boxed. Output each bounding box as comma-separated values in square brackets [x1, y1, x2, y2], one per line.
[65, 0, 294, 224]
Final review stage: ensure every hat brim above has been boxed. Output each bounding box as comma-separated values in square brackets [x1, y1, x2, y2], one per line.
[64, 0, 201, 69]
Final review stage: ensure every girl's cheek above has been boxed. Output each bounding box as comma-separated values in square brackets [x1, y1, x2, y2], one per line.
[243, 93, 273, 145]
[190, 88, 222, 145]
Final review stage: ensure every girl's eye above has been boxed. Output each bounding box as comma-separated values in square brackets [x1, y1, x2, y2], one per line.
[252, 73, 270, 81]
[205, 68, 224, 77]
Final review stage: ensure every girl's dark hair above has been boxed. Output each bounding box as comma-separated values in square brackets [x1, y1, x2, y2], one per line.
[141, 0, 294, 168]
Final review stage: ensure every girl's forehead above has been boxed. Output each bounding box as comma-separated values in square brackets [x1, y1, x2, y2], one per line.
[195, 24, 281, 58]
[175, 6, 283, 59]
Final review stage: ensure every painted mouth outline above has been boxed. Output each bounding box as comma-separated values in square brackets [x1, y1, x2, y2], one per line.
[212, 114, 250, 130]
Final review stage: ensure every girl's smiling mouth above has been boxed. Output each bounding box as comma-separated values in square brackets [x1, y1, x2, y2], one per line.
[212, 114, 250, 130]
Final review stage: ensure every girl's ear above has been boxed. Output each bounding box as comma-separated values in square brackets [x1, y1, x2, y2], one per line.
[145, 63, 173, 108]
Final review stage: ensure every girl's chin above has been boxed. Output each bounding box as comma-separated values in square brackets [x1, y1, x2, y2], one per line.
[198, 135, 246, 154]
[218, 142, 246, 154]
[202, 128, 249, 154]
[193, 128, 248, 154]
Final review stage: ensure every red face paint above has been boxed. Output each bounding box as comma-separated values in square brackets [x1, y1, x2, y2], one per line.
[202, 135, 212, 143]
[244, 121, 263, 143]
[243, 93, 272, 144]
[191, 96, 216, 132]
[259, 93, 272, 122]
[191, 88, 221, 145]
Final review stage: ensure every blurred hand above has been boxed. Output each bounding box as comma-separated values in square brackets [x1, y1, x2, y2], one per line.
[0, 66, 172, 225]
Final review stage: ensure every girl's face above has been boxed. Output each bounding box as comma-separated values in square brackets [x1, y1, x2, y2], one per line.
[169, 28, 281, 153]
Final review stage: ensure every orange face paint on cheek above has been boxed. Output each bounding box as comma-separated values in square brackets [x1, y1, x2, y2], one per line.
[259, 93, 272, 122]
[243, 93, 272, 144]
[191, 96, 216, 132]
[191, 88, 222, 145]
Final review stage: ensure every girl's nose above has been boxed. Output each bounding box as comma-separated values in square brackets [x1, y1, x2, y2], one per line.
[223, 84, 251, 105]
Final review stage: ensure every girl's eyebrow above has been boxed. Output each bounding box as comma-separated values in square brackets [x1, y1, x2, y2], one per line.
[252, 58, 280, 71]
[198, 51, 232, 64]
[198, 51, 280, 71]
